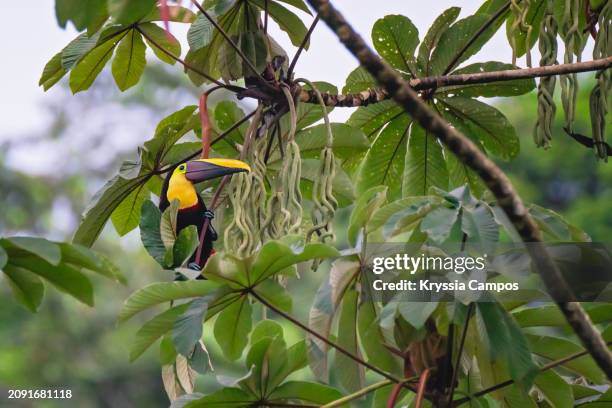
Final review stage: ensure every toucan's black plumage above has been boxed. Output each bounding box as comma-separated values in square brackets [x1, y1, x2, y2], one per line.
[159, 158, 251, 276]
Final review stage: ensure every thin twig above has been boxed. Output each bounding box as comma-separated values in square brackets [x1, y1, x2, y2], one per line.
[447, 303, 474, 407]
[264, 0, 269, 34]
[135, 25, 239, 90]
[453, 341, 612, 406]
[189, 0, 268, 84]
[249, 289, 416, 392]
[306, 0, 612, 381]
[288, 14, 320, 77]
[194, 176, 230, 265]
[322, 377, 418, 408]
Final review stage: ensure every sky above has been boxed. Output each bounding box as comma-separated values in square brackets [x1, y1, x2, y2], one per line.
[0, 1, 516, 141]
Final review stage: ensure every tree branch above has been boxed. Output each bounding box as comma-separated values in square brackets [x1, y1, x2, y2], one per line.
[447, 303, 474, 408]
[249, 289, 415, 392]
[306, 0, 612, 380]
[298, 57, 612, 107]
[453, 341, 612, 406]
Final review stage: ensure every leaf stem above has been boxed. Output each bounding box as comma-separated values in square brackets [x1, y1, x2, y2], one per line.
[447, 303, 474, 407]
[288, 14, 320, 77]
[452, 341, 612, 406]
[249, 289, 415, 391]
[322, 377, 417, 408]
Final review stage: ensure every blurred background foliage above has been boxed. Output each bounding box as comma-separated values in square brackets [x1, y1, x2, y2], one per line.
[0, 63, 609, 406]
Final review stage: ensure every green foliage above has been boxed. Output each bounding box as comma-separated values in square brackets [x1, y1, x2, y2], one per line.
[1, 237, 123, 311]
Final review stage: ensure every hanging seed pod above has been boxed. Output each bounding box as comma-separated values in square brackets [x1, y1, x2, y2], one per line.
[510, 0, 533, 66]
[590, 1, 611, 161]
[296, 79, 338, 245]
[559, 0, 584, 131]
[223, 107, 264, 257]
[260, 87, 303, 238]
[534, 0, 558, 148]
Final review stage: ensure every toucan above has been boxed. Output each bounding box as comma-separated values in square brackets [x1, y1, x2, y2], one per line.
[160, 158, 251, 274]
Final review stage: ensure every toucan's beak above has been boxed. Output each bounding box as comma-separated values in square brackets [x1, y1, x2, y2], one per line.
[185, 158, 251, 183]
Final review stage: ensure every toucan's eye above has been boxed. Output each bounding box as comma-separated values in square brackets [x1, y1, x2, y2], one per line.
[179, 164, 186, 171]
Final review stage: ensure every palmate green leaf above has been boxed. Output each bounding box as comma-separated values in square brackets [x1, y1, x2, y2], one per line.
[268, 381, 343, 405]
[461, 202, 499, 254]
[214, 295, 252, 360]
[289, 123, 369, 160]
[526, 334, 605, 383]
[119, 280, 221, 323]
[429, 7, 508, 75]
[0, 246, 6, 269]
[533, 370, 573, 408]
[55, 0, 108, 33]
[372, 15, 419, 76]
[130, 303, 189, 361]
[476, 302, 538, 391]
[528, 204, 590, 242]
[342, 66, 377, 93]
[2, 265, 45, 313]
[182, 388, 254, 408]
[447, 151, 485, 197]
[252, 279, 292, 313]
[398, 302, 438, 329]
[440, 96, 520, 160]
[219, 31, 268, 81]
[172, 225, 199, 267]
[73, 170, 151, 247]
[417, 7, 461, 75]
[403, 123, 449, 197]
[347, 100, 403, 139]
[250, 238, 340, 284]
[356, 115, 411, 200]
[187, 13, 214, 52]
[274, 0, 311, 14]
[202, 252, 250, 288]
[250, 0, 308, 47]
[69, 31, 126, 93]
[579, 388, 612, 408]
[347, 185, 388, 246]
[420, 204, 460, 243]
[142, 6, 196, 23]
[139, 22, 181, 65]
[59, 243, 125, 283]
[108, 0, 156, 25]
[8, 254, 94, 306]
[160, 200, 180, 249]
[7, 236, 62, 265]
[357, 300, 401, 374]
[140, 200, 167, 266]
[61, 33, 100, 69]
[111, 182, 150, 236]
[368, 196, 442, 235]
[172, 297, 210, 357]
[336, 288, 364, 393]
[441, 62, 536, 97]
[39, 52, 66, 91]
[506, 0, 546, 58]
[244, 335, 289, 393]
[307, 279, 334, 382]
[210, 100, 247, 156]
[112, 29, 147, 91]
[513, 304, 612, 327]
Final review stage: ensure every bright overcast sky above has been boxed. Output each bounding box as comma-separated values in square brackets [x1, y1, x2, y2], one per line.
[0, 1, 516, 141]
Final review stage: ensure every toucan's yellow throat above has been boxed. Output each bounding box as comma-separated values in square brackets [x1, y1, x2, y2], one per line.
[166, 158, 251, 209]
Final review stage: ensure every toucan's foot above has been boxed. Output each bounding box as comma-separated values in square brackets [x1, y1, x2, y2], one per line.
[188, 262, 202, 271]
[203, 210, 214, 219]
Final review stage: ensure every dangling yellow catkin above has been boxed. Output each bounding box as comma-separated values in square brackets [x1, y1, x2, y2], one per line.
[590, 2, 611, 161]
[534, 0, 558, 148]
